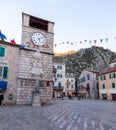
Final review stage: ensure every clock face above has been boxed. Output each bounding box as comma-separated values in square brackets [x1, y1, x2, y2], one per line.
[31, 32, 46, 46]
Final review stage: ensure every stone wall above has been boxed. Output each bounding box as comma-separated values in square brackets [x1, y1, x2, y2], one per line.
[21, 26, 54, 54]
[18, 13, 54, 105]
[0, 42, 20, 105]
[17, 48, 53, 105]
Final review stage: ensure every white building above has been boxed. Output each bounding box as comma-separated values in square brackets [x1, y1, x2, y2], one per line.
[53, 63, 65, 98]
[53, 63, 75, 98]
[65, 73, 75, 96]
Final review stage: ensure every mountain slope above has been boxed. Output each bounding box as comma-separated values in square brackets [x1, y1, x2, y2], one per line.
[53, 46, 116, 79]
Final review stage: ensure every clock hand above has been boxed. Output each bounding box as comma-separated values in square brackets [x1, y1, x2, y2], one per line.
[38, 37, 45, 40]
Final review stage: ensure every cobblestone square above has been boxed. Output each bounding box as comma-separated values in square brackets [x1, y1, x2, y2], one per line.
[0, 99, 116, 130]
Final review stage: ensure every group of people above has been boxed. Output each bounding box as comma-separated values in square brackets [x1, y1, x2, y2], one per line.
[68, 94, 81, 100]
[61, 92, 81, 100]
[0, 92, 4, 105]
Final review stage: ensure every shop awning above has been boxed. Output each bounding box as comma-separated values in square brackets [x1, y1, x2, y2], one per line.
[0, 81, 7, 90]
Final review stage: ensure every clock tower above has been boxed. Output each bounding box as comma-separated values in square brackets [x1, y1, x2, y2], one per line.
[21, 12, 54, 52]
[17, 13, 54, 105]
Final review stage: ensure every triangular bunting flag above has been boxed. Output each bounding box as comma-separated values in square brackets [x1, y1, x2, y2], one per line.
[105, 38, 108, 42]
[94, 40, 97, 44]
[89, 41, 92, 44]
[100, 39, 103, 43]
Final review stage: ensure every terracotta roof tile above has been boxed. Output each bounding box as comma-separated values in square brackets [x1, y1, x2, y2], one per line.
[109, 59, 116, 64]
[99, 66, 116, 76]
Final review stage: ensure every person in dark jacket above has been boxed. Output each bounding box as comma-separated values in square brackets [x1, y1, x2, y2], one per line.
[0, 92, 4, 105]
[61, 93, 64, 100]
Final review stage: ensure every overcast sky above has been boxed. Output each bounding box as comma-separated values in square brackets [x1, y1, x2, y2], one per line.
[0, 0, 116, 53]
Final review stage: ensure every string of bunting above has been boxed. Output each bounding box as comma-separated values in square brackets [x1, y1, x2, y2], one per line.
[1, 31, 115, 49]
[54, 36, 116, 47]
[20, 44, 52, 49]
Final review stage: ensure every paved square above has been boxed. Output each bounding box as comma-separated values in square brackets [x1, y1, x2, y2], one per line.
[0, 99, 116, 130]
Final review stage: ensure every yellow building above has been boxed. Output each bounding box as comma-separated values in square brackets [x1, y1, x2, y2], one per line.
[99, 60, 116, 101]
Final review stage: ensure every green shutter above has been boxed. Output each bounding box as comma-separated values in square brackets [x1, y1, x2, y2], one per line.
[3, 66, 8, 78]
[58, 83, 61, 88]
[104, 76, 106, 80]
[0, 47, 5, 57]
[57, 74, 59, 78]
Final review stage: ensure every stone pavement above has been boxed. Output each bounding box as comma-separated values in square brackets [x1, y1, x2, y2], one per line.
[0, 98, 116, 130]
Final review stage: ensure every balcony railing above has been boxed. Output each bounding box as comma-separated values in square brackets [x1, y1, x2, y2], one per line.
[53, 86, 63, 90]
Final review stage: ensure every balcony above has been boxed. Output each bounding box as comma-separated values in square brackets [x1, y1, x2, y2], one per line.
[53, 86, 63, 90]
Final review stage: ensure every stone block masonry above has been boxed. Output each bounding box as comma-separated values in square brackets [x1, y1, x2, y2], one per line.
[17, 49, 53, 105]
[17, 78, 53, 105]
[18, 13, 54, 105]
[0, 42, 20, 105]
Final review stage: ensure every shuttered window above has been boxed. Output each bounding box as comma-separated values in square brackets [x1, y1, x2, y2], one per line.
[3, 66, 8, 78]
[112, 83, 115, 88]
[60, 66, 62, 69]
[0, 47, 5, 57]
[58, 83, 61, 88]
[0, 66, 8, 78]
[102, 84, 105, 89]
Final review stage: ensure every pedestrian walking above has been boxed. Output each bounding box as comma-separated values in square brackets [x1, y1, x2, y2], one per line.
[61, 93, 64, 100]
[78, 94, 81, 100]
[0, 92, 4, 105]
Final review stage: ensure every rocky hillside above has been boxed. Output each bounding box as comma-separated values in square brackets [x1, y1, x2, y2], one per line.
[53, 46, 116, 79]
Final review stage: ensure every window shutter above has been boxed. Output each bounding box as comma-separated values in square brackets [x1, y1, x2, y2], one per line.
[104, 76, 106, 80]
[87, 75, 90, 80]
[3, 66, 8, 78]
[0, 47, 5, 57]
[112, 83, 115, 88]
[58, 83, 61, 88]
[100, 76, 102, 80]
[113, 73, 116, 78]
[109, 74, 111, 79]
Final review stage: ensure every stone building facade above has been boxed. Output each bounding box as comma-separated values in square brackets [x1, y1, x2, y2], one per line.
[78, 70, 99, 99]
[17, 13, 54, 105]
[0, 13, 54, 105]
[0, 41, 20, 105]
[99, 60, 116, 100]
[65, 73, 75, 96]
[53, 63, 65, 98]
[53, 63, 75, 98]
